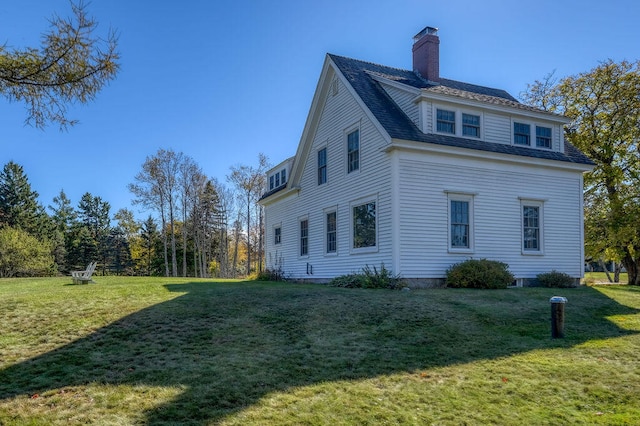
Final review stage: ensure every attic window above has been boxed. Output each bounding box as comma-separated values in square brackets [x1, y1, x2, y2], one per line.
[436, 109, 456, 134]
[331, 78, 339, 96]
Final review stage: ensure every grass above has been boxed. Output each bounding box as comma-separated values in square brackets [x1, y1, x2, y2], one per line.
[0, 277, 639, 425]
[585, 271, 628, 284]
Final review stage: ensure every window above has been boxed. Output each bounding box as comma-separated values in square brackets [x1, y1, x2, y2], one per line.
[300, 219, 308, 256]
[347, 129, 359, 173]
[521, 202, 543, 253]
[353, 201, 376, 249]
[462, 113, 480, 138]
[536, 126, 552, 148]
[447, 193, 474, 251]
[275, 172, 280, 188]
[274, 226, 281, 245]
[326, 211, 337, 253]
[450, 200, 469, 248]
[318, 148, 327, 185]
[281, 168, 287, 185]
[514, 122, 531, 145]
[269, 175, 274, 190]
[436, 109, 456, 134]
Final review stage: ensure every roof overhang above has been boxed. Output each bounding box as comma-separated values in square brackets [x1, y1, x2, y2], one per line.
[386, 138, 595, 173]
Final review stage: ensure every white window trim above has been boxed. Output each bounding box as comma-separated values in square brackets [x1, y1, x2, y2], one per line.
[520, 199, 544, 255]
[433, 104, 484, 140]
[317, 145, 328, 186]
[324, 206, 338, 256]
[273, 223, 282, 246]
[345, 122, 361, 175]
[350, 196, 378, 254]
[298, 215, 309, 259]
[511, 118, 554, 151]
[446, 192, 475, 253]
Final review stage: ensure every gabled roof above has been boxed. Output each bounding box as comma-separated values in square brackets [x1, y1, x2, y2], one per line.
[328, 54, 594, 166]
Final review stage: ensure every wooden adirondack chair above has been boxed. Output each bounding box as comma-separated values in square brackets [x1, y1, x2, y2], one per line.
[71, 261, 97, 284]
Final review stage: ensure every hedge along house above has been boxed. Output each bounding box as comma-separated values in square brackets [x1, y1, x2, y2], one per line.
[259, 26, 594, 287]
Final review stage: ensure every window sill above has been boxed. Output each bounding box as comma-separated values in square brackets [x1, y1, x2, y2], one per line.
[350, 246, 378, 255]
[448, 248, 474, 254]
[521, 250, 544, 256]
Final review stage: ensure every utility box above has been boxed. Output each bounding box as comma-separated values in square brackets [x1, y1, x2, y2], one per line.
[550, 296, 568, 338]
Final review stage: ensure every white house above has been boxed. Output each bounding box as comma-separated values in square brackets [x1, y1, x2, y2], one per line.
[259, 27, 594, 286]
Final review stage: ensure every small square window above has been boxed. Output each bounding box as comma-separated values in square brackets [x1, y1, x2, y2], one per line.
[536, 126, 552, 148]
[437, 109, 456, 134]
[514, 122, 531, 146]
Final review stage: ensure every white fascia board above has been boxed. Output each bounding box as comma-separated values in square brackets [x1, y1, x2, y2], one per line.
[258, 186, 300, 207]
[413, 92, 572, 125]
[386, 138, 595, 173]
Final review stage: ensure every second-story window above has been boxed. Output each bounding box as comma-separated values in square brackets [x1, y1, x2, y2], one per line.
[514, 122, 531, 146]
[536, 126, 552, 149]
[275, 172, 280, 187]
[281, 168, 286, 185]
[436, 109, 456, 134]
[300, 219, 308, 256]
[347, 129, 359, 173]
[318, 148, 327, 185]
[462, 113, 480, 138]
[269, 175, 274, 190]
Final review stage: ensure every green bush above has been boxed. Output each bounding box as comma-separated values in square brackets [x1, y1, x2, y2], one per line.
[446, 259, 514, 289]
[537, 270, 577, 288]
[330, 264, 404, 289]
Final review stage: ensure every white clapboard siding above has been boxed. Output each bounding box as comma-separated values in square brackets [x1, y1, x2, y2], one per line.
[396, 150, 584, 278]
[380, 82, 420, 128]
[264, 74, 394, 280]
[484, 112, 511, 145]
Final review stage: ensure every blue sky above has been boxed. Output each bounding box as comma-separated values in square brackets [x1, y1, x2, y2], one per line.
[2, 0, 639, 220]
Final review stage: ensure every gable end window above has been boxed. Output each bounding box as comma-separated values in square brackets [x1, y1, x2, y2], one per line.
[436, 109, 456, 134]
[347, 129, 360, 173]
[536, 126, 552, 149]
[300, 219, 308, 257]
[462, 113, 480, 138]
[326, 211, 337, 254]
[514, 122, 531, 145]
[318, 147, 327, 185]
[352, 200, 376, 249]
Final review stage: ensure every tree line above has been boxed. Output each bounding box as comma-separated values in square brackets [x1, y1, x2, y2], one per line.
[0, 150, 269, 278]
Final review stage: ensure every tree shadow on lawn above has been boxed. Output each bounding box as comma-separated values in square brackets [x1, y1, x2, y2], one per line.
[0, 283, 638, 424]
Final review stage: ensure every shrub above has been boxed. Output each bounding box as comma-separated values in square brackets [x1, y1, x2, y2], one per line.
[537, 270, 577, 288]
[255, 268, 286, 281]
[330, 264, 404, 289]
[446, 258, 514, 289]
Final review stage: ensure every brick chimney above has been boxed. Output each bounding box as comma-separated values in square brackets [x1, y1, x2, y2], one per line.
[412, 26, 440, 81]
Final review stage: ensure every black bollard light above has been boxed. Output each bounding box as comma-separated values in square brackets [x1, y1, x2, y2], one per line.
[550, 296, 568, 338]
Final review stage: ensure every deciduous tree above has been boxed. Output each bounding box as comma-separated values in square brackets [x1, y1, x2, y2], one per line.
[522, 60, 640, 285]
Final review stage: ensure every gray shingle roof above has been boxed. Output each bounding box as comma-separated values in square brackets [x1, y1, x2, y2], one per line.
[329, 54, 594, 166]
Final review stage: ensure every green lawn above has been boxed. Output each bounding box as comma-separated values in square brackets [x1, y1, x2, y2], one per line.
[1, 277, 639, 425]
[585, 271, 629, 284]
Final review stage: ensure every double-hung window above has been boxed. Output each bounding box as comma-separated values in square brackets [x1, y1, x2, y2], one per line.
[347, 129, 360, 173]
[326, 211, 337, 254]
[269, 175, 275, 190]
[274, 226, 281, 245]
[318, 148, 327, 185]
[352, 200, 376, 250]
[436, 109, 456, 134]
[514, 122, 531, 145]
[536, 126, 552, 148]
[447, 193, 474, 252]
[280, 168, 286, 185]
[300, 219, 308, 256]
[521, 200, 543, 253]
[462, 113, 480, 138]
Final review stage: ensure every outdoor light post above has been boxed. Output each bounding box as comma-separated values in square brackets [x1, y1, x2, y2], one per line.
[550, 296, 568, 338]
